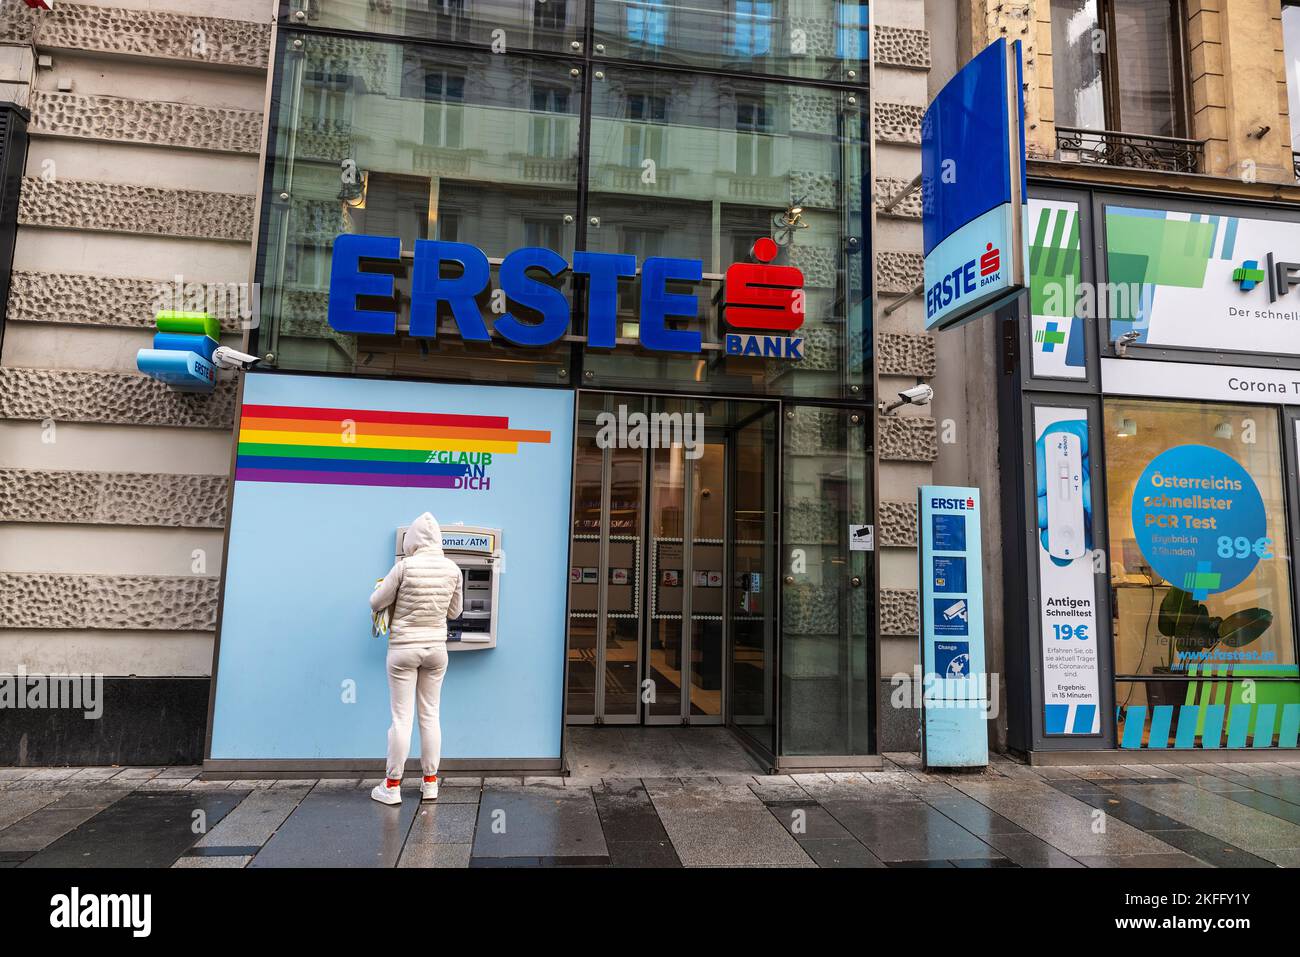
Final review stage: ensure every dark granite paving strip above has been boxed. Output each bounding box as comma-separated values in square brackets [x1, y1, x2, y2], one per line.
[1041, 780, 1193, 832]
[1143, 829, 1275, 868]
[0, 789, 128, 854]
[593, 782, 673, 845]
[820, 800, 1002, 862]
[21, 791, 248, 868]
[1222, 776, 1300, 803]
[763, 801, 888, 867]
[249, 789, 418, 868]
[0, 851, 34, 864]
[1216, 787, 1300, 827]
[1043, 779, 1278, 867]
[472, 787, 609, 861]
[183, 845, 264, 858]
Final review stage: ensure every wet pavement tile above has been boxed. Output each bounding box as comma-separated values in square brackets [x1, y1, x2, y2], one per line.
[1110, 782, 1300, 863]
[20, 790, 247, 867]
[0, 790, 67, 831]
[797, 838, 886, 868]
[647, 784, 813, 867]
[472, 787, 608, 861]
[979, 831, 1084, 868]
[194, 787, 307, 849]
[766, 802, 856, 842]
[399, 842, 473, 868]
[952, 780, 1177, 859]
[607, 840, 681, 867]
[248, 789, 418, 868]
[407, 802, 478, 844]
[951, 857, 1019, 867]
[923, 793, 1030, 836]
[886, 859, 956, 867]
[172, 855, 251, 868]
[1074, 852, 1212, 868]
[820, 800, 1002, 862]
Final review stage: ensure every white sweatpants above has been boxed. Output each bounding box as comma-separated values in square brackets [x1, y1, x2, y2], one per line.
[385, 642, 449, 780]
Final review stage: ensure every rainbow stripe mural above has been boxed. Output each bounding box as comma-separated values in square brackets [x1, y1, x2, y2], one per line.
[235, 403, 552, 489]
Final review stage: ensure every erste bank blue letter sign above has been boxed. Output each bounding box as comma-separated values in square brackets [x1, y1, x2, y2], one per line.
[327, 234, 806, 358]
[921, 37, 1027, 332]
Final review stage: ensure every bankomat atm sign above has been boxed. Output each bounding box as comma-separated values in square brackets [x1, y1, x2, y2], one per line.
[327, 234, 804, 358]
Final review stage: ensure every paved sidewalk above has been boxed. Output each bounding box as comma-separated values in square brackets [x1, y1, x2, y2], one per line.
[4, 749, 1300, 867]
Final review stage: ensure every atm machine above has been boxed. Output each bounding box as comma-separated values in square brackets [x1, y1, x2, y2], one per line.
[395, 523, 502, 651]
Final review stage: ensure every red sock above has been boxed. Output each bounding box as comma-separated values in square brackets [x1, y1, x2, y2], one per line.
[423, 775, 437, 783]
[385, 778, 401, 788]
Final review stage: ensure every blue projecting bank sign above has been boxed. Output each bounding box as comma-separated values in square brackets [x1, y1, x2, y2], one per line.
[921, 38, 1027, 332]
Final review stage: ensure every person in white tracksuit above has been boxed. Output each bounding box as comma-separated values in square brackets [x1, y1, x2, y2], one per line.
[368, 511, 463, 805]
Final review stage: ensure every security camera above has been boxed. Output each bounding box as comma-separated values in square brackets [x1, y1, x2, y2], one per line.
[879, 382, 934, 415]
[1113, 330, 1141, 358]
[211, 346, 263, 372]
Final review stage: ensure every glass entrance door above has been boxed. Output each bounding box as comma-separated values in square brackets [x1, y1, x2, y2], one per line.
[565, 394, 777, 726]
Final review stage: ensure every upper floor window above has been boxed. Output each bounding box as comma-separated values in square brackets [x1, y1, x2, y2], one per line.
[1051, 0, 1187, 138]
[1284, 3, 1300, 158]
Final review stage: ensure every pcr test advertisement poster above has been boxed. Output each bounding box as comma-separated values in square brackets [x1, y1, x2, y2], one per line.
[1034, 407, 1101, 735]
[209, 373, 575, 762]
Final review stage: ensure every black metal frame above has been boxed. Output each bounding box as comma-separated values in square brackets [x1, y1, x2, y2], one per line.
[0, 103, 30, 361]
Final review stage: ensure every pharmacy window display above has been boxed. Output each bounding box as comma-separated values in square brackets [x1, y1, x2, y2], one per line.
[1104, 399, 1300, 749]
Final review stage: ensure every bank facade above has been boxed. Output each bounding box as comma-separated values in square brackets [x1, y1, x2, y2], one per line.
[0, 1, 939, 771]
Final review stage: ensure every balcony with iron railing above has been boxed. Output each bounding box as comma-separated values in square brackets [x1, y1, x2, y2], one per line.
[1293, 150, 1300, 183]
[1056, 126, 1206, 175]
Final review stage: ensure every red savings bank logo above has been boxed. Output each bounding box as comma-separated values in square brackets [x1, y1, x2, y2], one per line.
[722, 237, 805, 359]
[980, 243, 1000, 277]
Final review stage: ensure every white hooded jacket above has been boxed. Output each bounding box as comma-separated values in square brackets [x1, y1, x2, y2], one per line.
[369, 512, 463, 645]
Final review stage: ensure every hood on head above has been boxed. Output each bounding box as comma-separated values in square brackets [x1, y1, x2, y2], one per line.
[403, 512, 444, 557]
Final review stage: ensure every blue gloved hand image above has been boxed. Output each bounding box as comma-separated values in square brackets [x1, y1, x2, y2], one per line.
[1035, 419, 1093, 567]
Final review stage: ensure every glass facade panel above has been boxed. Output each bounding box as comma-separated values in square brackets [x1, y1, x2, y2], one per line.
[582, 67, 869, 399]
[780, 405, 872, 754]
[258, 36, 580, 382]
[1104, 401, 1298, 699]
[592, 0, 869, 81]
[297, 0, 585, 55]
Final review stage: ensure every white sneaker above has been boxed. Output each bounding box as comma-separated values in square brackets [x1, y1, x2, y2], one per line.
[371, 782, 402, 805]
[420, 778, 439, 801]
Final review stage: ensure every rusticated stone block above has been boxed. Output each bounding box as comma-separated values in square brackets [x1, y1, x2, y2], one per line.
[29, 90, 262, 154]
[876, 176, 921, 219]
[877, 250, 924, 294]
[875, 102, 923, 145]
[878, 501, 919, 548]
[880, 588, 919, 636]
[878, 332, 937, 377]
[7, 270, 243, 332]
[878, 415, 938, 462]
[875, 26, 932, 71]
[0, 469, 228, 527]
[0, 573, 218, 630]
[0, 368, 236, 429]
[19, 178, 254, 242]
[1, 3, 269, 69]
